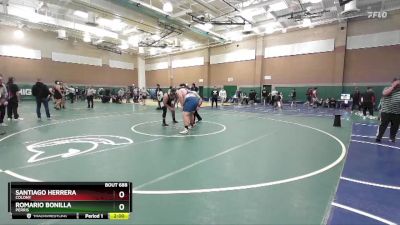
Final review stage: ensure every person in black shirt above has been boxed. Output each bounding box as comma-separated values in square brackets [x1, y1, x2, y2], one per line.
[261, 87, 268, 105]
[290, 88, 297, 108]
[32, 78, 51, 120]
[211, 86, 219, 108]
[361, 87, 375, 116]
[351, 87, 361, 111]
[6, 77, 22, 121]
[191, 83, 199, 92]
[249, 90, 256, 105]
[162, 88, 178, 126]
[191, 83, 202, 122]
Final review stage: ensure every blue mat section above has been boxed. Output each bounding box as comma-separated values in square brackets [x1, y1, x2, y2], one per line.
[327, 123, 400, 225]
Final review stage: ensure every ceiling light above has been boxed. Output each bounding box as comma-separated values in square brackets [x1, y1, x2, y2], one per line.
[128, 36, 139, 47]
[226, 32, 243, 42]
[14, 30, 24, 39]
[123, 27, 137, 35]
[83, 33, 91, 42]
[149, 48, 157, 55]
[181, 40, 194, 49]
[302, 18, 312, 27]
[268, 1, 288, 12]
[310, 0, 322, 3]
[204, 22, 213, 30]
[243, 23, 252, 32]
[151, 34, 161, 40]
[93, 39, 103, 45]
[163, 1, 173, 13]
[97, 18, 127, 31]
[138, 47, 145, 54]
[119, 40, 129, 50]
[112, 19, 127, 31]
[164, 47, 172, 53]
[74, 10, 88, 19]
[265, 26, 275, 34]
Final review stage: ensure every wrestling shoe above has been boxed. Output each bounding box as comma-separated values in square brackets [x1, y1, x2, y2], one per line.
[179, 129, 189, 134]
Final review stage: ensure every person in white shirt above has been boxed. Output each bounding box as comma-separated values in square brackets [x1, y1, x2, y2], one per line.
[67, 86, 75, 104]
[139, 87, 149, 105]
[86, 86, 95, 108]
[117, 88, 125, 104]
[219, 88, 227, 106]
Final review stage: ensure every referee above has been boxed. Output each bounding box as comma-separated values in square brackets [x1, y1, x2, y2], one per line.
[376, 78, 400, 143]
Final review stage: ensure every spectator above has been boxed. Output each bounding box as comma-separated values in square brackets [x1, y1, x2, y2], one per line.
[261, 87, 268, 106]
[191, 83, 199, 92]
[86, 86, 95, 109]
[67, 85, 75, 104]
[211, 86, 219, 108]
[249, 89, 257, 105]
[312, 87, 318, 108]
[361, 87, 375, 117]
[32, 78, 51, 120]
[155, 84, 162, 109]
[376, 78, 400, 143]
[219, 87, 227, 106]
[352, 87, 361, 111]
[6, 77, 23, 121]
[241, 92, 249, 105]
[53, 81, 62, 110]
[329, 98, 337, 108]
[290, 88, 297, 108]
[133, 85, 139, 103]
[234, 88, 242, 104]
[139, 87, 149, 105]
[0, 75, 8, 126]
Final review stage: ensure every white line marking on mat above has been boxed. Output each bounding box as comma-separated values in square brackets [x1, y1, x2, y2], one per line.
[132, 116, 347, 195]
[352, 135, 400, 140]
[134, 133, 274, 190]
[331, 202, 397, 225]
[354, 123, 379, 127]
[131, 120, 226, 138]
[3, 170, 41, 182]
[0, 113, 133, 143]
[351, 140, 400, 150]
[341, 177, 400, 190]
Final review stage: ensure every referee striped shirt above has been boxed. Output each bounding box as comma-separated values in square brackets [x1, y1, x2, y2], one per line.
[381, 88, 400, 114]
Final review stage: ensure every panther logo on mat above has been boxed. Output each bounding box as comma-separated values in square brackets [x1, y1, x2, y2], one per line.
[26, 135, 133, 163]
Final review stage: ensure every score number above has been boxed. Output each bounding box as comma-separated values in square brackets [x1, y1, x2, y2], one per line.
[105, 183, 130, 212]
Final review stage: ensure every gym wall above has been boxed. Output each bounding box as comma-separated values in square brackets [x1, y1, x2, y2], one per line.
[0, 25, 138, 87]
[146, 49, 208, 88]
[344, 12, 400, 84]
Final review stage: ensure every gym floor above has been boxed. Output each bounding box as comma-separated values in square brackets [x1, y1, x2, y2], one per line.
[0, 101, 397, 225]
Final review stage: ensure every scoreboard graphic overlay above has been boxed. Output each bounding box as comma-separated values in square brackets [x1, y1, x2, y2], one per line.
[8, 182, 132, 220]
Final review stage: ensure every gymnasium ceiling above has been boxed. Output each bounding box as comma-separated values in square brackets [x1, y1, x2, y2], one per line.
[0, 0, 399, 57]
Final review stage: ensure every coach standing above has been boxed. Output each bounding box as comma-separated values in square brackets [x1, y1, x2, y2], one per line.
[361, 87, 375, 117]
[32, 79, 51, 120]
[211, 86, 219, 108]
[86, 86, 95, 109]
[6, 77, 23, 121]
[376, 78, 400, 143]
